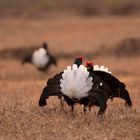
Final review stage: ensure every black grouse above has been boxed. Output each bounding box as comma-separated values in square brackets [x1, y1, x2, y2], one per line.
[39, 57, 110, 114]
[38, 57, 132, 114]
[22, 42, 57, 72]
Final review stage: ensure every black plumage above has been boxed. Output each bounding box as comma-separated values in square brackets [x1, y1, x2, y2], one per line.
[86, 62, 132, 113]
[39, 72, 63, 107]
[93, 70, 132, 107]
[81, 62, 112, 114]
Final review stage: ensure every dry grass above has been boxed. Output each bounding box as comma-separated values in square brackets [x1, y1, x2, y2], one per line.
[0, 17, 140, 140]
[0, 103, 140, 140]
[0, 80, 140, 140]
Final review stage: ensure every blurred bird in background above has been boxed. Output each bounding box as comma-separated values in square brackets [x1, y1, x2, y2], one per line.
[22, 42, 57, 72]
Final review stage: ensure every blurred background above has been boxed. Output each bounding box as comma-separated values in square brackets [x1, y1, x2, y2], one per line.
[0, 1, 140, 139]
[0, 0, 140, 17]
[0, 0, 140, 79]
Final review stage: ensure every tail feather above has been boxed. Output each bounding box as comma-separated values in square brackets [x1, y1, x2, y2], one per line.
[93, 65, 111, 74]
[113, 82, 132, 107]
[32, 48, 49, 68]
[119, 88, 132, 107]
[38, 73, 62, 107]
[38, 87, 48, 107]
[38, 86, 62, 107]
[60, 64, 93, 99]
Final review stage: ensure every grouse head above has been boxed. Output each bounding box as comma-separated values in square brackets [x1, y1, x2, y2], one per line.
[86, 62, 93, 72]
[74, 56, 83, 67]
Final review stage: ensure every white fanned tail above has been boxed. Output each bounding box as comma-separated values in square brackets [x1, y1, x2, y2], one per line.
[32, 48, 50, 68]
[60, 64, 93, 100]
[93, 65, 112, 74]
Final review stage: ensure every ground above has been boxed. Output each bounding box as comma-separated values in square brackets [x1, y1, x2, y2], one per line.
[0, 17, 140, 140]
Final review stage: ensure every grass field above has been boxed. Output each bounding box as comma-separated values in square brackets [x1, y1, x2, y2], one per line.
[0, 17, 140, 140]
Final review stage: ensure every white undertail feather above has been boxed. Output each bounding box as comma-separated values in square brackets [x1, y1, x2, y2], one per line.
[93, 65, 112, 74]
[32, 48, 50, 68]
[60, 64, 93, 99]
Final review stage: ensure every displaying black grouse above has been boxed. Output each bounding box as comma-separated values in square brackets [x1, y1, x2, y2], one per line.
[39, 57, 111, 114]
[38, 58, 132, 115]
[22, 42, 57, 72]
